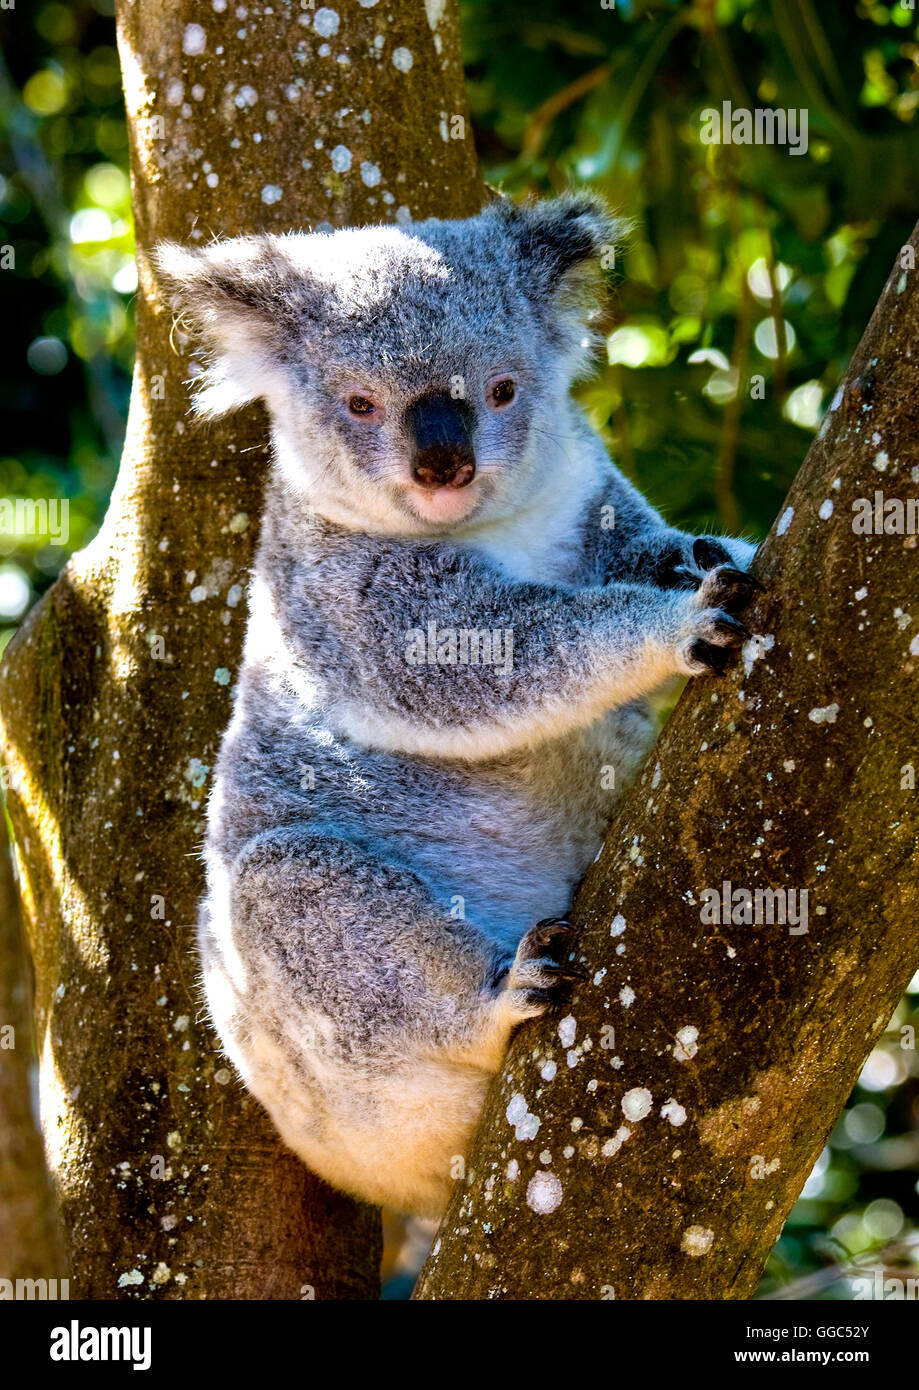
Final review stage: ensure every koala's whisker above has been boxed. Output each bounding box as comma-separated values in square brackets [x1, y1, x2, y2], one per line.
[528, 423, 580, 466]
[528, 423, 582, 446]
[529, 426, 583, 445]
[366, 462, 410, 482]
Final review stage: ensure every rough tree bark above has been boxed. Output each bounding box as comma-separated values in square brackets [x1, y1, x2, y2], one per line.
[0, 0, 482, 1298]
[0, 812, 68, 1287]
[416, 229, 919, 1300]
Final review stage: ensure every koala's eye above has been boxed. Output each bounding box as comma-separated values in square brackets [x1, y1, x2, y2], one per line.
[488, 378, 516, 408]
[348, 395, 376, 416]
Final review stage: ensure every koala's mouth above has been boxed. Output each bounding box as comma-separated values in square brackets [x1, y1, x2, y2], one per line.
[405, 478, 482, 526]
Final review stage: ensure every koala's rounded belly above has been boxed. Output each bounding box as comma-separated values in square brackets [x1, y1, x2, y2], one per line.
[413, 704, 654, 938]
[301, 699, 656, 946]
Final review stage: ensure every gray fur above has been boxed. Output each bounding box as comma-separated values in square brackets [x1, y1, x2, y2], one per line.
[158, 197, 758, 1217]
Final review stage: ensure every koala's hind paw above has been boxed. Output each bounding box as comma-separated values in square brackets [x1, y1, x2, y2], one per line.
[677, 563, 762, 676]
[500, 917, 584, 1023]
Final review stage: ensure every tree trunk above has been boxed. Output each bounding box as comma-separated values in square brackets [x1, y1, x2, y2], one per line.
[0, 0, 482, 1299]
[0, 812, 68, 1288]
[416, 228, 919, 1301]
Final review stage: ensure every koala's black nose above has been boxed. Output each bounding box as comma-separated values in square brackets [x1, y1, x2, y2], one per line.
[407, 391, 476, 489]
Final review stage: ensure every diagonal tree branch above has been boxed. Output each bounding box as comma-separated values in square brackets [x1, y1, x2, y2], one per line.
[416, 227, 919, 1301]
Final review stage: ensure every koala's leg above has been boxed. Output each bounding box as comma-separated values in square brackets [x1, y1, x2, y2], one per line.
[202, 829, 573, 1217]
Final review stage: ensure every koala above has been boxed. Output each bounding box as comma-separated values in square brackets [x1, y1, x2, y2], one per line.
[158, 195, 760, 1220]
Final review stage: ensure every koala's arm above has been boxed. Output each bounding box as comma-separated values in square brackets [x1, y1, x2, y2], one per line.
[571, 421, 758, 586]
[272, 531, 756, 761]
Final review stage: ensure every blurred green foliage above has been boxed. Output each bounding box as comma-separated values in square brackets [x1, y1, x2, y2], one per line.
[0, 0, 131, 654]
[1, 0, 917, 1299]
[464, 0, 919, 546]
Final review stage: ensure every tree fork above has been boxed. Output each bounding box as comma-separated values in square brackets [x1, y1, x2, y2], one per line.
[0, 0, 482, 1298]
[416, 228, 919, 1301]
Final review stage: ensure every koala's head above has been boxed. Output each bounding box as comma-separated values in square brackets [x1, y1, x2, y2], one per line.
[158, 195, 622, 536]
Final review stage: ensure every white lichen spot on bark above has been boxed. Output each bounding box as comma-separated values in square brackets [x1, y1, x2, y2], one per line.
[506, 1093, 540, 1141]
[183, 24, 207, 55]
[558, 1015, 576, 1047]
[681, 1225, 714, 1257]
[313, 8, 340, 38]
[661, 1098, 687, 1126]
[621, 1087, 652, 1121]
[526, 1170, 563, 1215]
[673, 1025, 699, 1061]
[601, 1125, 631, 1157]
[742, 632, 775, 678]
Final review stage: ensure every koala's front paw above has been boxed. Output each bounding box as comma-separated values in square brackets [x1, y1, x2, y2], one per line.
[667, 535, 759, 590]
[676, 564, 763, 676]
[501, 917, 584, 1023]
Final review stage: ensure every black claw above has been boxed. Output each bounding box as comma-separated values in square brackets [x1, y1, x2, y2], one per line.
[513, 916, 583, 1005]
[541, 962, 587, 983]
[715, 565, 765, 591]
[711, 612, 750, 642]
[521, 987, 555, 1007]
[519, 918, 573, 963]
[688, 638, 731, 674]
[704, 566, 765, 615]
[693, 536, 731, 570]
[520, 971, 579, 1006]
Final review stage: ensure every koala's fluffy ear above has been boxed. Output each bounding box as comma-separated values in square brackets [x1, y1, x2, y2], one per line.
[493, 194, 626, 361]
[499, 194, 624, 289]
[156, 235, 302, 417]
